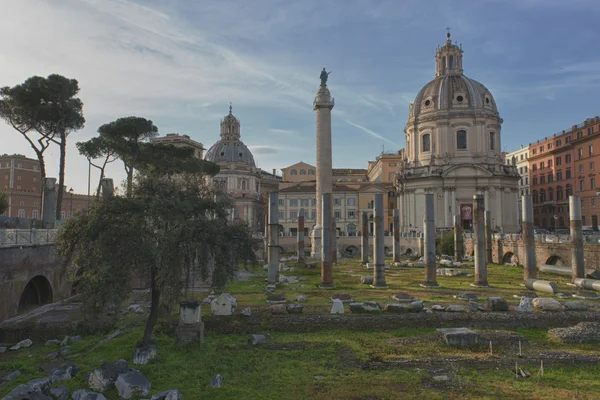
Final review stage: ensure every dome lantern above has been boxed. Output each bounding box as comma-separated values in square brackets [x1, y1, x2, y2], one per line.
[435, 31, 463, 77]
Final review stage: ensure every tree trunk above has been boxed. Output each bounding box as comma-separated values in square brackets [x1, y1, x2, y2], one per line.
[126, 165, 134, 198]
[36, 150, 46, 183]
[96, 169, 105, 198]
[142, 265, 160, 346]
[55, 132, 67, 219]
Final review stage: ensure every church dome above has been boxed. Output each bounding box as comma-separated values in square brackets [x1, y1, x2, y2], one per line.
[409, 33, 499, 121]
[204, 104, 256, 167]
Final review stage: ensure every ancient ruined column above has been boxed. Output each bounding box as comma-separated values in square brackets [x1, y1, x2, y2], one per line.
[485, 210, 493, 264]
[41, 178, 57, 229]
[264, 214, 269, 264]
[522, 195, 536, 280]
[570, 195, 585, 281]
[372, 193, 387, 288]
[473, 194, 488, 287]
[361, 211, 369, 264]
[393, 209, 400, 263]
[100, 178, 114, 198]
[297, 209, 305, 265]
[421, 193, 438, 287]
[320, 193, 334, 288]
[268, 192, 280, 285]
[331, 217, 337, 264]
[453, 215, 463, 261]
[311, 75, 335, 259]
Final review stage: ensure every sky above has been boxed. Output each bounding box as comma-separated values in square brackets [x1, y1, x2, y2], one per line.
[1, 0, 600, 194]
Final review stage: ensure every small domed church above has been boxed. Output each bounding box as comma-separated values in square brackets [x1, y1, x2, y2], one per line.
[396, 33, 520, 233]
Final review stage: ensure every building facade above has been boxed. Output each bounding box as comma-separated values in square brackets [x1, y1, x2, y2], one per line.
[151, 133, 204, 159]
[528, 116, 600, 230]
[396, 34, 520, 233]
[505, 146, 530, 224]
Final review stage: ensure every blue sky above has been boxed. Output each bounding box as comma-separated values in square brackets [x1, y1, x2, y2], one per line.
[1, 0, 599, 193]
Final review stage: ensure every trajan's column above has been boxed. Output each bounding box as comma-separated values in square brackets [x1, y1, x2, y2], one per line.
[311, 68, 334, 258]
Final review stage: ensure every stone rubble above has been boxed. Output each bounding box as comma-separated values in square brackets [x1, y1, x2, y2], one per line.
[211, 293, 237, 315]
[548, 322, 600, 343]
[296, 294, 307, 302]
[115, 369, 151, 399]
[9, 338, 33, 351]
[330, 299, 344, 314]
[269, 304, 287, 314]
[88, 359, 129, 392]
[210, 374, 223, 388]
[50, 386, 69, 400]
[241, 307, 252, 317]
[563, 301, 589, 311]
[515, 296, 533, 312]
[437, 328, 478, 346]
[133, 343, 157, 365]
[151, 389, 184, 400]
[486, 297, 509, 312]
[532, 297, 563, 311]
[286, 304, 304, 314]
[72, 389, 108, 400]
[49, 363, 80, 383]
[349, 302, 381, 313]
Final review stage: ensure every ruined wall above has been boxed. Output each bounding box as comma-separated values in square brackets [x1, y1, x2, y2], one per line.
[0, 244, 71, 322]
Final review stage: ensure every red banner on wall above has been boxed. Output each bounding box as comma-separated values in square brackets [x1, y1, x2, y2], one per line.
[460, 204, 473, 220]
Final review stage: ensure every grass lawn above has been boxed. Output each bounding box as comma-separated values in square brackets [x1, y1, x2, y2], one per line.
[1, 257, 599, 399]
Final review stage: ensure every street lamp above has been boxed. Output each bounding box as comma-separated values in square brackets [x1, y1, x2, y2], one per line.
[69, 188, 74, 219]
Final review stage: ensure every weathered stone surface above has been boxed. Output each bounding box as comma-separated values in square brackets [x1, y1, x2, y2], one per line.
[175, 322, 204, 345]
[46, 339, 60, 346]
[331, 293, 353, 303]
[437, 328, 478, 346]
[10, 338, 33, 350]
[0, 346, 7, 353]
[515, 297, 533, 312]
[384, 303, 410, 313]
[392, 292, 416, 302]
[60, 345, 71, 356]
[360, 276, 374, 285]
[548, 322, 600, 343]
[446, 305, 466, 313]
[210, 374, 222, 388]
[115, 370, 151, 399]
[179, 300, 201, 324]
[456, 292, 479, 301]
[410, 300, 424, 313]
[49, 363, 80, 382]
[330, 299, 344, 314]
[433, 375, 449, 381]
[486, 297, 509, 312]
[150, 389, 184, 400]
[349, 302, 381, 313]
[88, 359, 130, 392]
[564, 301, 589, 311]
[286, 304, 304, 314]
[269, 304, 287, 314]
[211, 293, 237, 315]
[133, 343, 157, 365]
[72, 389, 108, 400]
[296, 295, 306, 303]
[3, 370, 21, 382]
[27, 377, 51, 394]
[70, 335, 82, 343]
[266, 294, 287, 304]
[241, 307, 251, 317]
[3, 383, 52, 400]
[532, 297, 563, 311]
[50, 387, 69, 400]
[572, 290, 600, 300]
[525, 279, 558, 294]
[248, 334, 266, 345]
[431, 305, 445, 311]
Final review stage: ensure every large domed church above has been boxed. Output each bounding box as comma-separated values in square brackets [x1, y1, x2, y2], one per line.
[396, 33, 520, 233]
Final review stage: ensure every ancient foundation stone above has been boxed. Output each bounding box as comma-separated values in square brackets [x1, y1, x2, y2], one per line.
[532, 297, 563, 311]
[486, 297, 509, 312]
[115, 370, 151, 399]
[133, 343, 157, 365]
[437, 328, 478, 346]
[211, 293, 237, 315]
[175, 322, 205, 345]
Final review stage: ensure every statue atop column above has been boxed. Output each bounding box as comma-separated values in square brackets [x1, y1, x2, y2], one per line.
[320, 68, 331, 86]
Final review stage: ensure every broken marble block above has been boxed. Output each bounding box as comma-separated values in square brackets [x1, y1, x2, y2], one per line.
[437, 328, 478, 346]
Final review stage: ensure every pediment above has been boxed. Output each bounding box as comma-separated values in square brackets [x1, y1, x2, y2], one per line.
[442, 164, 493, 178]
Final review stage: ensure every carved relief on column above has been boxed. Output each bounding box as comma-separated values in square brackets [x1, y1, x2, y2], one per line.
[423, 187, 434, 194]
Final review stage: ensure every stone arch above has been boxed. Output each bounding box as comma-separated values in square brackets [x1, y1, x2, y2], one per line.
[344, 245, 359, 257]
[545, 255, 565, 266]
[405, 248, 413, 255]
[19, 275, 53, 310]
[502, 252, 519, 264]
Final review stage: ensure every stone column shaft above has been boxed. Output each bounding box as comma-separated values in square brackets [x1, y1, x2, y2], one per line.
[264, 214, 268, 263]
[453, 215, 463, 261]
[331, 217, 337, 264]
[473, 194, 488, 287]
[41, 178, 57, 229]
[298, 209, 305, 265]
[361, 212, 369, 264]
[570, 196, 585, 281]
[372, 193, 387, 288]
[422, 194, 438, 287]
[320, 193, 334, 288]
[268, 193, 279, 285]
[393, 209, 400, 263]
[485, 210, 493, 264]
[522, 195, 536, 280]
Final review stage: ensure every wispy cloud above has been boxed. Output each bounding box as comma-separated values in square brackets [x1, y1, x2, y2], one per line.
[344, 120, 402, 148]
[248, 145, 279, 155]
[269, 128, 296, 135]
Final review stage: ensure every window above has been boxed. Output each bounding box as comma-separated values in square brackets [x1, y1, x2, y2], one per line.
[590, 162, 595, 171]
[456, 130, 467, 149]
[17, 185, 21, 190]
[539, 146, 544, 153]
[556, 157, 562, 166]
[578, 148, 583, 160]
[422, 134, 431, 152]
[533, 177, 537, 186]
[540, 175, 545, 184]
[334, 198, 341, 206]
[548, 143, 553, 149]
[301, 199, 309, 207]
[566, 185, 573, 196]
[540, 162, 544, 169]
[348, 210, 355, 219]
[580, 179, 585, 191]
[532, 164, 537, 172]
[548, 160, 552, 167]
[556, 140, 562, 146]
[521, 154, 524, 160]
[588, 127, 593, 136]
[17, 175, 22, 181]
[489, 132, 495, 150]
[334, 210, 341, 219]
[590, 145, 594, 156]
[566, 154, 572, 163]
[290, 199, 298, 206]
[347, 223, 357, 236]
[533, 190, 538, 203]
[300, 169, 306, 175]
[311, 211, 316, 219]
[566, 136, 571, 143]
[290, 211, 298, 219]
[278, 211, 284, 219]
[548, 188, 553, 201]
[17, 209, 25, 218]
[290, 169, 297, 176]
[548, 173, 553, 183]
[557, 171, 562, 181]
[347, 198, 356, 206]
[308, 169, 315, 175]
[61, 211, 66, 220]
[525, 177, 528, 185]
[540, 189, 546, 202]
[519, 167, 523, 174]
[579, 165, 584, 174]
[17, 163, 22, 168]
[525, 166, 528, 172]
[32, 210, 39, 219]
[520, 178, 524, 186]
[583, 215, 587, 225]
[566, 169, 571, 179]
[593, 198, 596, 207]
[581, 199, 585, 208]
[311, 199, 316, 206]
[19, 201, 24, 206]
[577, 131, 582, 139]
[278, 199, 284, 206]
[557, 186, 563, 200]
[591, 177, 596, 190]
[533, 149, 537, 155]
